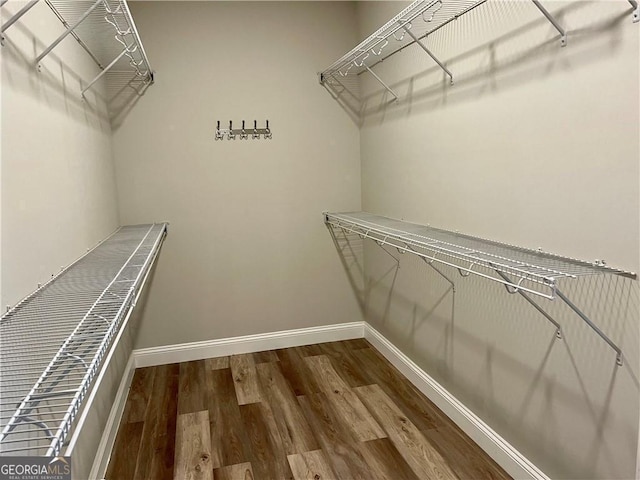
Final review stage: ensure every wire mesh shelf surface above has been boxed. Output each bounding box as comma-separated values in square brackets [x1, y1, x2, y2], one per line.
[0, 223, 167, 457]
[325, 212, 636, 299]
[320, 0, 486, 81]
[44, 0, 153, 115]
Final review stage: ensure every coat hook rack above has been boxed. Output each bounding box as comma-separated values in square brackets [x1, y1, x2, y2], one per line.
[215, 119, 272, 140]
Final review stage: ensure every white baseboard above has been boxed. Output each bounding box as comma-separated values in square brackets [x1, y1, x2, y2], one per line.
[364, 322, 549, 480]
[92, 320, 546, 480]
[132, 321, 365, 368]
[88, 354, 136, 480]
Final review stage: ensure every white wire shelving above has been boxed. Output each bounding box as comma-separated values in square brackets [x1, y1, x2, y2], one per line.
[319, 0, 639, 102]
[1, 0, 154, 118]
[325, 211, 636, 366]
[0, 223, 167, 457]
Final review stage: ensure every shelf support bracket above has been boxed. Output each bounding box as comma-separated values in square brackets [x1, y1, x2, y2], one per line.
[82, 47, 130, 96]
[35, 0, 103, 64]
[399, 21, 454, 85]
[628, 0, 639, 22]
[494, 269, 562, 339]
[364, 65, 399, 102]
[1, 0, 39, 35]
[555, 288, 623, 366]
[405, 245, 456, 292]
[531, 0, 567, 46]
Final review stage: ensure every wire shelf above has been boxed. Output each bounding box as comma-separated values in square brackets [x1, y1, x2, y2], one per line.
[320, 0, 486, 82]
[319, 0, 637, 102]
[44, 0, 153, 116]
[0, 223, 167, 457]
[325, 212, 636, 300]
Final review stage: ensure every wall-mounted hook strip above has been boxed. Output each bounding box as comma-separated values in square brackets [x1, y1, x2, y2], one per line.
[215, 119, 272, 140]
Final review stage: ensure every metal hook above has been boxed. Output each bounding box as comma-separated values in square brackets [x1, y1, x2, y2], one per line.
[264, 119, 272, 139]
[423, 0, 442, 22]
[352, 53, 370, 68]
[339, 64, 353, 77]
[504, 277, 526, 294]
[240, 120, 248, 140]
[228, 120, 235, 140]
[371, 39, 388, 56]
[458, 262, 477, 277]
[393, 22, 411, 41]
[252, 120, 259, 139]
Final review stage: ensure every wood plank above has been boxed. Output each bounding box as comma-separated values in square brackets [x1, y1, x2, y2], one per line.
[213, 462, 255, 480]
[352, 347, 444, 431]
[355, 384, 458, 480]
[208, 368, 252, 468]
[105, 422, 143, 480]
[423, 425, 511, 480]
[298, 393, 373, 480]
[294, 344, 324, 357]
[360, 438, 421, 480]
[275, 347, 321, 397]
[342, 338, 370, 350]
[253, 350, 279, 363]
[230, 354, 263, 405]
[287, 450, 336, 480]
[256, 362, 320, 455]
[134, 363, 180, 480]
[316, 341, 372, 388]
[305, 355, 386, 442]
[174, 411, 213, 480]
[179, 360, 208, 414]
[207, 356, 230, 370]
[123, 367, 156, 423]
[239, 402, 294, 480]
[303, 355, 349, 391]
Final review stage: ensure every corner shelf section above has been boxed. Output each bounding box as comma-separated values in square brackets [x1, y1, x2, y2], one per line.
[1, 0, 154, 118]
[0, 223, 167, 456]
[324, 211, 636, 366]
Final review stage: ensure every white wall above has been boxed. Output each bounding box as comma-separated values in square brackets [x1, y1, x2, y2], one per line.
[113, 1, 362, 349]
[355, 1, 639, 479]
[1, 1, 119, 309]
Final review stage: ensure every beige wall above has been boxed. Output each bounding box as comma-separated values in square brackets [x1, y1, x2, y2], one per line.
[1, 1, 119, 309]
[113, 1, 362, 349]
[355, 1, 639, 479]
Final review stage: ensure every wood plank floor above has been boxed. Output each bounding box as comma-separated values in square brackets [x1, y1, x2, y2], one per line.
[106, 339, 511, 480]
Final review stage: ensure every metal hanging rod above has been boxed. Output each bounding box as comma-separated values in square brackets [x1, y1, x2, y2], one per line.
[324, 211, 635, 366]
[215, 120, 273, 141]
[0, 223, 167, 457]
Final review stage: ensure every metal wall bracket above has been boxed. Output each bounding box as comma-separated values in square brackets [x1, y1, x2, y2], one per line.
[82, 47, 130, 96]
[531, 0, 567, 47]
[555, 289, 623, 366]
[35, 0, 103, 64]
[364, 65, 399, 102]
[1, 0, 40, 35]
[398, 21, 453, 85]
[494, 269, 562, 339]
[629, 0, 639, 22]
